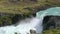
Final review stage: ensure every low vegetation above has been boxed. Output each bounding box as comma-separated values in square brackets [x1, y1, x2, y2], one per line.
[42, 28, 60, 34]
[0, 0, 60, 15]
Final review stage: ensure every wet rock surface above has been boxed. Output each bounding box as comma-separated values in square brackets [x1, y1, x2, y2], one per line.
[43, 16, 60, 30]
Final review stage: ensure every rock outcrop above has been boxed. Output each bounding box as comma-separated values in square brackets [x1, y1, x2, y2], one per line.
[43, 16, 60, 30]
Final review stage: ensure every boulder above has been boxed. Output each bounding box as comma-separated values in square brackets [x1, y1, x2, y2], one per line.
[43, 16, 60, 30]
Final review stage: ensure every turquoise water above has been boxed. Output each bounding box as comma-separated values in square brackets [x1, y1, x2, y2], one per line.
[36, 7, 60, 18]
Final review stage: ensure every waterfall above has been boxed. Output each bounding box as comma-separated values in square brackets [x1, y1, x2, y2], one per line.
[0, 13, 46, 34]
[16, 17, 43, 34]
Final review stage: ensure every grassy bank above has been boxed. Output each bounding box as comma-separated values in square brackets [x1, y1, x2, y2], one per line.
[0, 0, 60, 15]
[42, 28, 60, 34]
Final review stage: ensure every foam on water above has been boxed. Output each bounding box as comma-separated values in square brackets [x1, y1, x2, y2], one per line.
[0, 17, 44, 34]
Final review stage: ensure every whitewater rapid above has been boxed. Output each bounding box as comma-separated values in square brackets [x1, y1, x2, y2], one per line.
[0, 16, 45, 34]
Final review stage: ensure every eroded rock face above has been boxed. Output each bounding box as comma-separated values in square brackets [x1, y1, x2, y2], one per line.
[43, 16, 60, 30]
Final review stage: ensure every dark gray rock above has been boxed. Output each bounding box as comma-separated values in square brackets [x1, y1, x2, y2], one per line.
[43, 16, 60, 30]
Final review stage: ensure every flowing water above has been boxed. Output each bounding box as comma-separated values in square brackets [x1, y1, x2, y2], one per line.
[0, 16, 45, 34]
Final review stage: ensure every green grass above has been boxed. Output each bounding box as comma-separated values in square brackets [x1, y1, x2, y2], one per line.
[42, 28, 60, 34]
[0, 0, 60, 15]
[0, 0, 49, 15]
